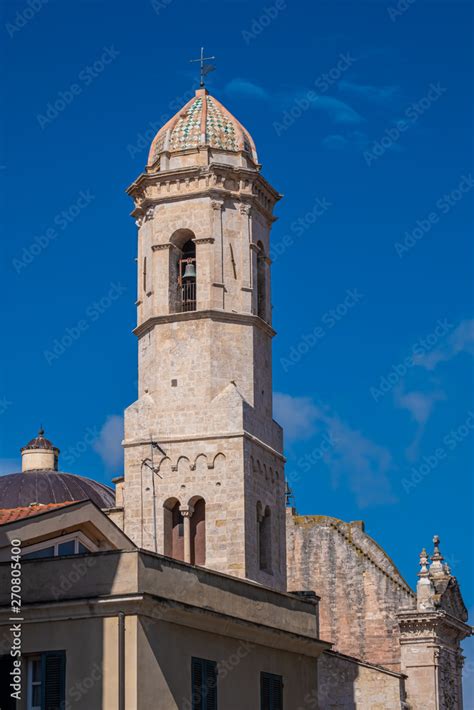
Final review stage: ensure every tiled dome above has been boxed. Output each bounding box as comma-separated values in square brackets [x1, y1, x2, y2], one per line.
[0, 471, 115, 509]
[21, 428, 58, 454]
[148, 89, 258, 168]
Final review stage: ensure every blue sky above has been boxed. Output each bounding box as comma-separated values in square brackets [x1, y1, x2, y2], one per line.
[1, 0, 473, 679]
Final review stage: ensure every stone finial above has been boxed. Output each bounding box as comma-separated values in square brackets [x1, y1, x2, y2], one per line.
[430, 534, 447, 578]
[418, 548, 430, 578]
[416, 546, 435, 610]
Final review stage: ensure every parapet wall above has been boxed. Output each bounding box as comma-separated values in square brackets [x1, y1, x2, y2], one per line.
[286, 510, 416, 670]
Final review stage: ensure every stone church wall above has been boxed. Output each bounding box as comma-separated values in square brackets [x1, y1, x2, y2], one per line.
[318, 650, 406, 709]
[286, 511, 416, 670]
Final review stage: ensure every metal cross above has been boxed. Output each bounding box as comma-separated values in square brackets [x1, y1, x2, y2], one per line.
[190, 47, 216, 88]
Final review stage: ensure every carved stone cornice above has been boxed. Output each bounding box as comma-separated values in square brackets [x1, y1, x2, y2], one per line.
[152, 243, 177, 252]
[134, 309, 276, 339]
[398, 609, 472, 643]
[193, 238, 215, 245]
[126, 164, 282, 224]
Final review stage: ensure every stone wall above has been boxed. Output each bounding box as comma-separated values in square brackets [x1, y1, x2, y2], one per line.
[286, 511, 416, 670]
[318, 650, 406, 709]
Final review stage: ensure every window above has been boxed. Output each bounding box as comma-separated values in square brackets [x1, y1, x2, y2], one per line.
[143, 256, 147, 293]
[191, 657, 217, 710]
[257, 504, 272, 573]
[190, 497, 206, 566]
[22, 532, 95, 560]
[163, 498, 185, 561]
[178, 239, 197, 312]
[28, 657, 42, 709]
[261, 672, 283, 710]
[27, 652, 66, 710]
[257, 241, 267, 320]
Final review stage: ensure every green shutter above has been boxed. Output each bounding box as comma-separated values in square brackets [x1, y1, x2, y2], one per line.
[204, 660, 217, 710]
[261, 672, 283, 710]
[192, 657, 217, 710]
[42, 651, 66, 710]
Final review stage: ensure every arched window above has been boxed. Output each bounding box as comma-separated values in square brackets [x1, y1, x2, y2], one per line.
[169, 229, 197, 313]
[257, 241, 266, 320]
[257, 502, 272, 572]
[179, 239, 196, 312]
[190, 497, 206, 565]
[163, 498, 184, 561]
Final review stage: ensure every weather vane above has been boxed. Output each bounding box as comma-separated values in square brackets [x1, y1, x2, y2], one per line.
[190, 47, 216, 88]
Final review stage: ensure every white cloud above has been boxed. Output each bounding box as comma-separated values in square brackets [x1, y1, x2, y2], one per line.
[394, 388, 445, 425]
[92, 415, 124, 471]
[338, 80, 401, 107]
[415, 318, 474, 370]
[310, 95, 365, 125]
[225, 78, 269, 100]
[322, 130, 370, 151]
[274, 393, 396, 507]
[274, 393, 320, 441]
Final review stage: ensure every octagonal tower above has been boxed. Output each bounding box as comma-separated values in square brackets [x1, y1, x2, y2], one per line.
[123, 88, 286, 590]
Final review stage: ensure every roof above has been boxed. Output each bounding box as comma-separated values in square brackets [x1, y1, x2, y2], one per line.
[148, 88, 258, 167]
[0, 502, 76, 526]
[0, 471, 115, 509]
[21, 428, 59, 454]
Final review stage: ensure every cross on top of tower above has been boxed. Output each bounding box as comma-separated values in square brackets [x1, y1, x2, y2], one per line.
[190, 47, 216, 87]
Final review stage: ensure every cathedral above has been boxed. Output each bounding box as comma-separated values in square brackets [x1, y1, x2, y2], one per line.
[0, 82, 470, 710]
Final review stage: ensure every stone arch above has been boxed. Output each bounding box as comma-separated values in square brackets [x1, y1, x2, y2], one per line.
[210, 452, 226, 470]
[189, 495, 206, 566]
[163, 497, 184, 561]
[169, 229, 196, 313]
[193, 453, 208, 472]
[174, 455, 191, 473]
[156, 456, 171, 475]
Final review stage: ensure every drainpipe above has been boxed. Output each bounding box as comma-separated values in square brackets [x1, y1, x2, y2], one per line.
[118, 612, 125, 710]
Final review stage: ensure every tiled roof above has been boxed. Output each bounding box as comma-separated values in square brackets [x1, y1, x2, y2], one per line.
[0, 471, 115, 509]
[21, 427, 59, 453]
[0, 501, 76, 526]
[148, 89, 258, 167]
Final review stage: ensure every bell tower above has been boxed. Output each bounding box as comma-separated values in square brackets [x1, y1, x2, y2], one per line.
[123, 88, 286, 590]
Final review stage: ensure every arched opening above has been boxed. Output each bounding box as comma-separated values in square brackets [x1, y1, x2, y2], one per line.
[257, 241, 266, 320]
[258, 503, 272, 573]
[169, 229, 197, 313]
[190, 497, 206, 565]
[163, 498, 184, 561]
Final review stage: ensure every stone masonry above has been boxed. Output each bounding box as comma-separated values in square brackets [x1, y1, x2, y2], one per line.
[122, 88, 287, 590]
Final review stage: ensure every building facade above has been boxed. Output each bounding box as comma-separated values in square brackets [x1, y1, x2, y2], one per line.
[0, 85, 471, 710]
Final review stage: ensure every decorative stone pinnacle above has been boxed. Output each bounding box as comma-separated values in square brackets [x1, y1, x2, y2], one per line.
[432, 535, 443, 561]
[430, 534, 447, 577]
[418, 548, 430, 577]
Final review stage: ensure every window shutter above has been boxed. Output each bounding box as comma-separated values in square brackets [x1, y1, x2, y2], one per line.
[261, 672, 283, 710]
[204, 660, 217, 710]
[42, 651, 66, 710]
[192, 657, 203, 710]
[192, 657, 217, 710]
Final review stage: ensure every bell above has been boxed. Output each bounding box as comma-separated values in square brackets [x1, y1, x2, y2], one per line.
[182, 262, 196, 279]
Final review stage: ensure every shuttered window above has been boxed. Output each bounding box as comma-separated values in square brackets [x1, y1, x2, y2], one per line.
[261, 672, 283, 710]
[42, 652, 66, 710]
[25, 652, 65, 710]
[191, 657, 217, 710]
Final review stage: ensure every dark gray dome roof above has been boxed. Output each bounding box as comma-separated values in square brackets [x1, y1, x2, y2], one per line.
[0, 471, 115, 509]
